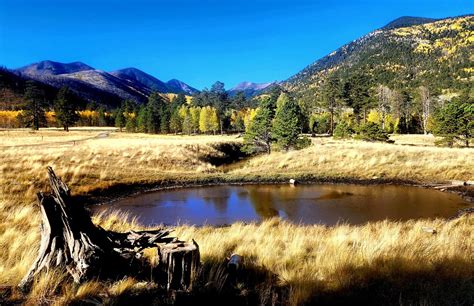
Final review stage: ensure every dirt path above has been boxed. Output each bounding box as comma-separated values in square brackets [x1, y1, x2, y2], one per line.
[0, 131, 111, 149]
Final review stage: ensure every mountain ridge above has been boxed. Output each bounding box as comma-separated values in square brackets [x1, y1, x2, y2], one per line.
[284, 14, 473, 96]
[12, 61, 199, 105]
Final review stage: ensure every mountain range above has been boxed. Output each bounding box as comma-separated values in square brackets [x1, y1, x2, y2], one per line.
[1, 15, 472, 109]
[11, 60, 199, 105]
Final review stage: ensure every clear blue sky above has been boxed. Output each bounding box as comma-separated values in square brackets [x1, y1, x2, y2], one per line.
[0, 0, 472, 89]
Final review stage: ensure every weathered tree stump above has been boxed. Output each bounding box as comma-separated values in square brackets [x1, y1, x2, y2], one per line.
[19, 167, 199, 292]
[157, 240, 200, 291]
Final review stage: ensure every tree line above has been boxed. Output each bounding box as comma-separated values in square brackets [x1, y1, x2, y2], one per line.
[10, 78, 473, 148]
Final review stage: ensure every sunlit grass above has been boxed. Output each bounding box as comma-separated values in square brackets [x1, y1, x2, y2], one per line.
[0, 130, 472, 304]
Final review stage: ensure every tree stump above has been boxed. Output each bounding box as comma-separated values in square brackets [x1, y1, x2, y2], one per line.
[157, 240, 200, 291]
[19, 167, 198, 291]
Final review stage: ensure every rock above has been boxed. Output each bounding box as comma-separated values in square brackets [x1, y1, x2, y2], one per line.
[227, 254, 243, 272]
[422, 226, 437, 234]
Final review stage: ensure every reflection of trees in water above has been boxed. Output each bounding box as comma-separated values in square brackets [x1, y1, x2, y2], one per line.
[198, 188, 231, 214]
[247, 186, 303, 220]
[248, 187, 279, 218]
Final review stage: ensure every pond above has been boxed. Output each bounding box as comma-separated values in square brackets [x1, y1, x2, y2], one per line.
[92, 184, 471, 226]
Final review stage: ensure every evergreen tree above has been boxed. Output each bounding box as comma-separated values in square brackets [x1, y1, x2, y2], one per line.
[243, 97, 274, 154]
[20, 81, 47, 130]
[181, 107, 193, 135]
[272, 93, 303, 150]
[159, 103, 171, 134]
[145, 92, 165, 134]
[433, 93, 473, 147]
[173, 93, 187, 107]
[342, 73, 371, 123]
[210, 81, 229, 134]
[97, 107, 107, 127]
[114, 107, 126, 132]
[231, 91, 247, 109]
[136, 105, 147, 133]
[169, 108, 182, 134]
[321, 74, 342, 135]
[54, 86, 78, 131]
[125, 113, 137, 132]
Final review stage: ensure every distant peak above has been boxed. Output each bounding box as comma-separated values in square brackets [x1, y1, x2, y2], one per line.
[232, 81, 274, 91]
[382, 16, 437, 30]
[16, 60, 94, 75]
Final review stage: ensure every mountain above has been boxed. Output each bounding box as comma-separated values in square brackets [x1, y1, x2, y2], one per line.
[228, 81, 276, 97]
[11, 61, 199, 106]
[110, 67, 169, 93]
[0, 67, 67, 109]
[16, 60, 93, 76]
[285, 15, 473, 97]
[381, 16, 437, 30]
[166, 79, 199, 95]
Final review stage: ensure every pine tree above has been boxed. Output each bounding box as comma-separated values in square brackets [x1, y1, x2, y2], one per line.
[20, 81, 47, 130]
[242, 96, 274, 154]
[114, 107, 126, 132]
[145, 92, 165, 134]
[433, 92, 473, 147]
[169, 108, 182, 134]
[54, 86, 78, 131]
[342, 73, 371, 123]
[181, 107, 193, 135]
[136, 105, 147, 133]
[97, 107, 107, 127]
[321, 74, 342, 134]
[125, 113, 137, 132]
[272, 93, 303, 150]
[210, 81, 229, 134]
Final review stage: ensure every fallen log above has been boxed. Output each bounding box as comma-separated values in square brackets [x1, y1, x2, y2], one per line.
[20, 167, 200, 292]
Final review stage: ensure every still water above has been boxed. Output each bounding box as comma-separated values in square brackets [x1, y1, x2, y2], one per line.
[92, 184, 471, 226]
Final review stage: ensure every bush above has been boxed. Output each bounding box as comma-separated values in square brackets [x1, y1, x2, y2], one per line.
[295, 135, 312, 150]
[309, 113, 330, 134]
[333, 121, 354, 139]
[355, 122, 389, 142]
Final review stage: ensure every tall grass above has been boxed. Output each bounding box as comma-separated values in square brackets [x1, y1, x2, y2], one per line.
[0, 130, 472, 305]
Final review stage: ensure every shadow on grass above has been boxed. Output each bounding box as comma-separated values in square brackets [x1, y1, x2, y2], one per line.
[303, 256, 474, 306]
[2, 255, 472, 306]
[197, 142, 248, 167]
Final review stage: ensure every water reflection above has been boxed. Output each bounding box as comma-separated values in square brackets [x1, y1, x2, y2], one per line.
[92, 184, 471, 226]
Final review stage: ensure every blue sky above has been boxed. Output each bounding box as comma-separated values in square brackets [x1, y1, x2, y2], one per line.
[0, 0, 472, 89]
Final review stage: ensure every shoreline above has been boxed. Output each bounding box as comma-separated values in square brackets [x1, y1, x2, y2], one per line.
[83, 174, 474, 208]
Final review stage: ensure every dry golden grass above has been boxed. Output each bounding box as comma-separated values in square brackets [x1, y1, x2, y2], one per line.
[94, 212, 474, 305]
[0, 130, 473, 305]
[233, 137, 473, 182]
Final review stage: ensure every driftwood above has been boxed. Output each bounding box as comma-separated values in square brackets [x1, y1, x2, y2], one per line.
[20, 167, 200, 291]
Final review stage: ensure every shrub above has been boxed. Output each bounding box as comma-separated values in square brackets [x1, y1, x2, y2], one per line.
[355, 122, 389, 142]
[295, 135, 312, 150]
[333, 121, 354, 139]
[309, 113, 330, 134]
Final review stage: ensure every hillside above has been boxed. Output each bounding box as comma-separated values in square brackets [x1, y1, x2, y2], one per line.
[284, 15, 473, 97]
[9, 61, 199, 107]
